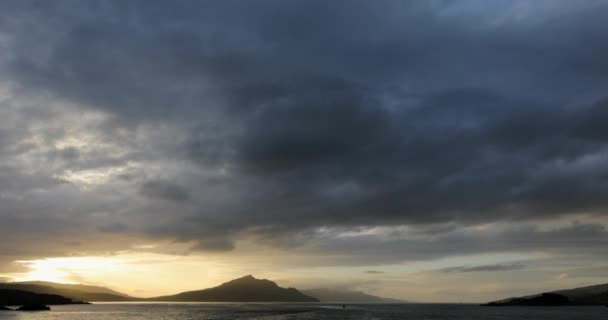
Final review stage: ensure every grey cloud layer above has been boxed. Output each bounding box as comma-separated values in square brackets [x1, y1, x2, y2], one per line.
[0, 0, 607, 263]
[441, 264, 526, 273]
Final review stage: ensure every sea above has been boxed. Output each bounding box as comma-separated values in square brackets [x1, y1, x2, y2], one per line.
[0, 302, 605, 320]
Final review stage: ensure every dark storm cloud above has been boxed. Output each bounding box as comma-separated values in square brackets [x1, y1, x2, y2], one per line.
[46, 147, 80, 162]
[97, 223, 129, 234]
[297, 223, 608, 266]
[139, 180, 190, 203]
[0, 0, 607, 259]
[190, 237, 236, 252]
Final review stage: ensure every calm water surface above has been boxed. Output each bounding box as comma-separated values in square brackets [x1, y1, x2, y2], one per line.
[0, 303, 605, 319]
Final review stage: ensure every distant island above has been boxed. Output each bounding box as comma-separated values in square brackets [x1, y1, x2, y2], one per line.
[0, 275, 412, 303]
[149, 275, 318, 302]
[483, 283, 608, 306]
[301, 288, 407, 303]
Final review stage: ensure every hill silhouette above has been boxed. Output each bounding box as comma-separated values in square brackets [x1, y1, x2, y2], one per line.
[302, 288, 406, 303]
[484, 283, 608, 306]
[0, 282, 133, 302]
[13, 281, 128, 296]
[2, 277, 407, 303]
[150, 275, 318, 302]
[553, 283, 608, 305]
[0, 289, 87, 306]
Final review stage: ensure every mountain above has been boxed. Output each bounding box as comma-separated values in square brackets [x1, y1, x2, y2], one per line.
[13, 281, 128, 297]
[553, 283, 608, 305]
[302, 288, 406, 303]
[0, 289, 88, 306]
[150, 275, 318, 302]
[484, 283, 608, 306]
[0, 282, 134, 302]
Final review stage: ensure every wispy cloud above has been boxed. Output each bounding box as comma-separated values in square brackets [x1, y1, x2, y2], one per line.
[365, 270, 385, 274]
[441, 264, 526, 273]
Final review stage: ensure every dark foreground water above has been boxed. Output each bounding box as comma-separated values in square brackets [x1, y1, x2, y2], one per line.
[0, 303, 606, 320]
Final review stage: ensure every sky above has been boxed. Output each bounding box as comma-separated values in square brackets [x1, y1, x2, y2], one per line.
[0, 0, 607, 303]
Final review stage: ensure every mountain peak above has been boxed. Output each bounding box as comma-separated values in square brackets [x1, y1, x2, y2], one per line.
[226, 275, 259, 284]
[152, 275, 318, 302]
[222, 275, 277, 288]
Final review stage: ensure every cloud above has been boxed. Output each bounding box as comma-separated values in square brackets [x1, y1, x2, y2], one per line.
[98, 223, 129, 234]
[365, 270, 385, 274]
[139, 180, 190, 203]
[190, 237, 236, 252]
[441, 264, 526, 273]
[0, 0, 606, 268]
[280, 223, 608, 267]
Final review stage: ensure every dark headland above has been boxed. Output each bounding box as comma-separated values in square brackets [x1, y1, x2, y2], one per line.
[0, 289, 88, 305]
[16, 304, 51, 311]
[0, 288, 90, 312]
[483, 283, 608, 306]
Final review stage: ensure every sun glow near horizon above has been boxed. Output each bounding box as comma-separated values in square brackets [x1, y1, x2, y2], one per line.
[5, 254, 230, 297]
[12, 257, 125, 284]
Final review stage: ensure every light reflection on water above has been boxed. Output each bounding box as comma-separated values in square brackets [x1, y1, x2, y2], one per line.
[0, 303, 606, 320]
